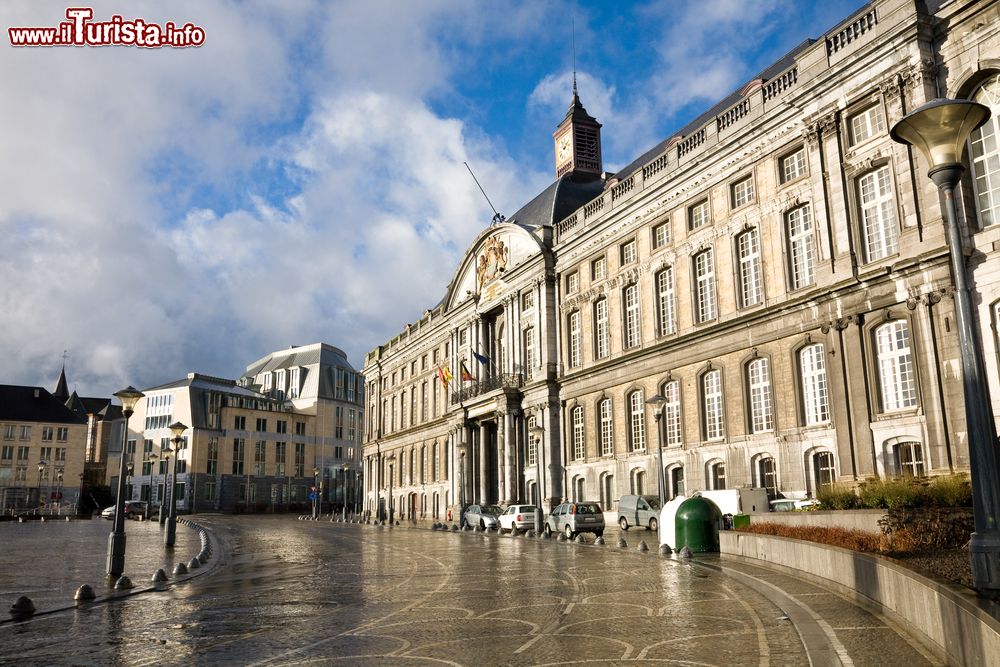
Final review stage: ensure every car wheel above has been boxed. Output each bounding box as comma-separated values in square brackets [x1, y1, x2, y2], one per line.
[595, 530, 604, 538]
[619, 517, 629, 531]
[127, 512, 135, 519]
[649, 518, 658, 532]
[564, 524, 574, 540]
[480, 520, 486, 530]
[544, 523, 552, 537]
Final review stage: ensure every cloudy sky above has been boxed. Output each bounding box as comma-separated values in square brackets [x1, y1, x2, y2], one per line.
[1, 0, 864, 398]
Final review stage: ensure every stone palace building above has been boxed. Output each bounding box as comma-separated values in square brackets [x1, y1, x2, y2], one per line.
[361, 0, 1000, 520]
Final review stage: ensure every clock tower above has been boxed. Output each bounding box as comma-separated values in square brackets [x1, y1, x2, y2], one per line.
[553, 80, 602, 179]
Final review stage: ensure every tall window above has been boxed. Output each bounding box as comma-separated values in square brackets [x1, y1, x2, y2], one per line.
[876, 320, 918, 411]
[621, 239, 637, 265]
[780, 147, 806, 183]
[689, 199, 710, 230]
[710, 461, 726, 490]
[747, 358, 774, 433]
[702, 369, 725, 440]
[669, 465, 685, 498]
[289, 367, 300, 399]
[814, 451, 836, 489]
[594, 298, 610, 359]
[858, 166, 898, 262]
[653, 221, 670, 249]
[850, 105, 885, 144]
[656, 267, 676, 336]
[592, 256, 607, 280]
[628, 390, 646, 452]
[566, 271, 579, 294]
[255, 440, 266, 476]
[970, 74, 1000, 227]
[664, 380, 681, 446]
[786, 205, 816, 289]
[623, 283, 641, 348]
[695, 249, 717, 323]
[275, 442, 286, 476]
[737, 228, 763, 307]
[568, 311, 582, 368]
[232, 438, 245, 475]
[800, 344, 829, 424]
[731, 176, 755, 208]
[206, 437, 218, 475]
[894, 441, 925, 478]
[631, 469, 646, 495]
[524, 327, 535, 380]
[572, 406, 585, 461]
[599, 398, 613, 456]
[527, 415, 537, 466]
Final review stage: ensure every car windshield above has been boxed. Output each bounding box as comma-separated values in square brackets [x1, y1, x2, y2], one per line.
[483, 505, 502, 516]
[643, 496, 661, 510]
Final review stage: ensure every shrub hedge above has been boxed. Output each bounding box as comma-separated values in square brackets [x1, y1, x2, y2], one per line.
[815, 474, 971, 510]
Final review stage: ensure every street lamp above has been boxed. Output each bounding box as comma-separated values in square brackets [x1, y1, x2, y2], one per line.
[387, 453, 395, 525]
[106, 385, 145, 580]
[646, 393, 667, 507]
[890, 98, 1000, 592]
[159, 446, 171, 527]
[342, 463, 350, 520]
[312, 467, 320, 518]
[36, 459, 48, 512]
[55, 469, 64, 515]
[148, 452, 159, 522]
[164, 421, 186, 547]
[529, 423, 544, 534]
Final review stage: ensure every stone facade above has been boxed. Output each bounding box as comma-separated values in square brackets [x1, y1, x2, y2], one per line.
[362, 0, 1000, 518]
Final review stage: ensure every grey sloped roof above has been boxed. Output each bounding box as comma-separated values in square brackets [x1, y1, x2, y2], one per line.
[614, 38, 817, 183]
[507, 172, 604, 228]
[0, 385, 86, 424]
[243, 344, 356, 379]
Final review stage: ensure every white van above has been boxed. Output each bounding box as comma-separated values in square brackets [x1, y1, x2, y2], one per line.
[617, 494, 661, 531]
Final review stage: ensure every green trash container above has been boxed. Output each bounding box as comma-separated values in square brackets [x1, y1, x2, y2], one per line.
[674, 496, 722, 552]
[732, 513, 751, 530]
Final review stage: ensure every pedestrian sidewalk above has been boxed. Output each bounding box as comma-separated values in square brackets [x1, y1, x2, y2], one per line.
[0, 517, 199, 615]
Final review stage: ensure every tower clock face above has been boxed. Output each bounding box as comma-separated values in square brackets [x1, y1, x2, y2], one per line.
[557, 133, 573, 163]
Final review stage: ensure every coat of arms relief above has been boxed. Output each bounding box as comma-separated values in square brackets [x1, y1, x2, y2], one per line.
[476, 236, 509, 290]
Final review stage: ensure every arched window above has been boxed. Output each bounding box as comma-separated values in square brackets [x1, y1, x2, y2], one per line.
[600, 472, 615, 509]
[970, 74, 1000, 227]
[694, 249, 717, 323]
[526, 415, 537, 466]
[594, 298, 610, 359]
[747, 358, 774, 433]
[573, 476, 585, 502]
[598, 398, 614, 456]
[571, 406, 585, 460]
[628, 390, 646, 451]
[813, 451, 836, 490]
[631, 469, 646, 495]
[893, 441, 925, 478]
[875, 320, 918, 411]
[755, 455, 778, 499]
[668, 464, 685, 499]
[656, 267, 677, 336]
[623, 283, 641, 348]
[800, 343, 830, 425]
[568, 311, 582, 368]
[708, 460, 726, 490]
[663, 380, 682, 446]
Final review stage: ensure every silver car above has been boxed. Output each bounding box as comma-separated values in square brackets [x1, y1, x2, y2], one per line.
[498, 504, 536, 533]
[463, 504, 502, 529]
[544, 501, 605, 539]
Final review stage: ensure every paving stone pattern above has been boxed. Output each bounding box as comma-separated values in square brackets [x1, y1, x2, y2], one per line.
[0, 516, 942, 665]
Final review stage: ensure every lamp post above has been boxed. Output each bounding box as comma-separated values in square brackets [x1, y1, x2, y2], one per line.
[159, 447, 171, 526]
[342, 463, 349, 520]
[164, 422, 186, 547]
[387, 453, 395, 525]
[54, 469, 64, 515]
[529, 423, 544, 534]
[890, 98, 1000, 592]
[148, 452, 159, 523]
[312, 467, 320, 518]
[354, 469, 360, 516]
[36, 460, 48, 512]
[646, 393, 667, 507]
[106, 386, 144, 580]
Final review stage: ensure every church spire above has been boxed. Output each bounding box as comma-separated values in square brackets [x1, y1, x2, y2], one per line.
[53, 361, 69, 402]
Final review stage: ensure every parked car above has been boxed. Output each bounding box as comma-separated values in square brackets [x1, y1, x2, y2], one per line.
[101, 501, 149, 520]
[770, 498, 821, 512]
[498, 504, 536, 533]
[462, 504, 503, 529]
[617, 494, 661, 532]
[545, 501, 605, 539]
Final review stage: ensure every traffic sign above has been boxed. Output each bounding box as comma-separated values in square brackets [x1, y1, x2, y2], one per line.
[308, 492, 318, 501]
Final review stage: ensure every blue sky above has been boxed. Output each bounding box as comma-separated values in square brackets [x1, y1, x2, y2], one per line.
[0, 0, 864, 397]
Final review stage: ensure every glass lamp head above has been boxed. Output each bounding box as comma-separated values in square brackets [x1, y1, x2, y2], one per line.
[114, 386, 145, 413]
[890, 98, 990, 169]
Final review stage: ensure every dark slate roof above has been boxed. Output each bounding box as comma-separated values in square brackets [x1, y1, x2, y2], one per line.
[507, 172, 604, 228]
[613, 38, 817, 183]
[65, 391, 112, 420]
[0, 385, 86, 424]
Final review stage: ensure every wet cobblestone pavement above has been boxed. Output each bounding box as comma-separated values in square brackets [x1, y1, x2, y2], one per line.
[1, 516, 943, 665]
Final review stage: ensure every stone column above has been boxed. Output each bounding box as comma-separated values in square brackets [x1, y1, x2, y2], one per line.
[504, 411, 516, 504]
[478, 421, 489, 503]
